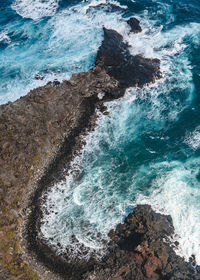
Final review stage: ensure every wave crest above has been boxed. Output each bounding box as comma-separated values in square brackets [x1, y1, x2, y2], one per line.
[11, 0, 59, 20]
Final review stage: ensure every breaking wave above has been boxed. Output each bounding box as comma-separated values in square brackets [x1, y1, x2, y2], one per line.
[11, 0, 60, 20]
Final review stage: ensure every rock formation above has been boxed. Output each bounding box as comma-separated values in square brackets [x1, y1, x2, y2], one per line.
[127, 17, 142, 33]
[1, 22, 197, 280]
[83, 205, 200, 280]
[96, 28, 161, 89]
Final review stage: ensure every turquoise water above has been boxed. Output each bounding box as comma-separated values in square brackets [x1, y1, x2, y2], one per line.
[1, 0, 200, 264]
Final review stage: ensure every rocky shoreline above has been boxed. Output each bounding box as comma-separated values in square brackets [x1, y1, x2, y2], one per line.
[0, 19, 199, 280]
[84, 205, 200, 280]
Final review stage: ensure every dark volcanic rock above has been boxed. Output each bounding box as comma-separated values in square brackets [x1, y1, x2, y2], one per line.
[127, 17, 142, 33]
[0, 27, 162, 279]
[96, 28, 161, 89]
[35, 73, 44, 80]
[83, 205, 200, 280]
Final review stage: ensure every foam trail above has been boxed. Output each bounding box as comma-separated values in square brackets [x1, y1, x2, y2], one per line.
[185, 126, 200, 150]
[11, 0, 60, 20]
[0, 30, 11, 44]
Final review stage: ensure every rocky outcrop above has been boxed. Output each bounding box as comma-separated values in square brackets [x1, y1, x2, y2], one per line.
[127, 17, 142, 33]
[83, 205, 200, 280]
[96, 28, 161, 89]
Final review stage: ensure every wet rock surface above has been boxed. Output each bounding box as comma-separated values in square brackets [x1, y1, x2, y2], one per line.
[1, 24, 195, 280]
[96, 28, 161, 89]
[127, 17, 142, 33]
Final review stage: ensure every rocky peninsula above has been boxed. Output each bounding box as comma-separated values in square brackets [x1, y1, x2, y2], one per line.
[0, 19, 199, 280]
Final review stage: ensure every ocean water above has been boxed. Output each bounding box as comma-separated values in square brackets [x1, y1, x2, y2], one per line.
[1, 0, 200, 265]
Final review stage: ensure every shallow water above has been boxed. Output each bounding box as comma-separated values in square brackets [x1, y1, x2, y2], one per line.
[1, 0, 200, 265]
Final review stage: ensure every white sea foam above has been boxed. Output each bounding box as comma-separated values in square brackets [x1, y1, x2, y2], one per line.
[0, 30, 11, 44]
[0, 71, 70, 105]
[86, 0, 127, 10]
[185, 126, 200, 150]
[11, 0, 60, 20]
[47, 0, 128, 63]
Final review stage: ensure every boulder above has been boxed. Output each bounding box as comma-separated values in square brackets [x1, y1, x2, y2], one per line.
[127, 17, 142, 33]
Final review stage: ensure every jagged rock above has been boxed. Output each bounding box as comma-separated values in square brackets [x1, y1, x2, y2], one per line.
[52, 79, 60, 86]
[83, 205, 200, 280]
[96, 28, 161, 89]
[35, 73, 44, 80]
[127, 17, 142, 33]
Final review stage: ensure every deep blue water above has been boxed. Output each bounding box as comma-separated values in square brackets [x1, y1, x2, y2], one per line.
[1, 0, 200, 264]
